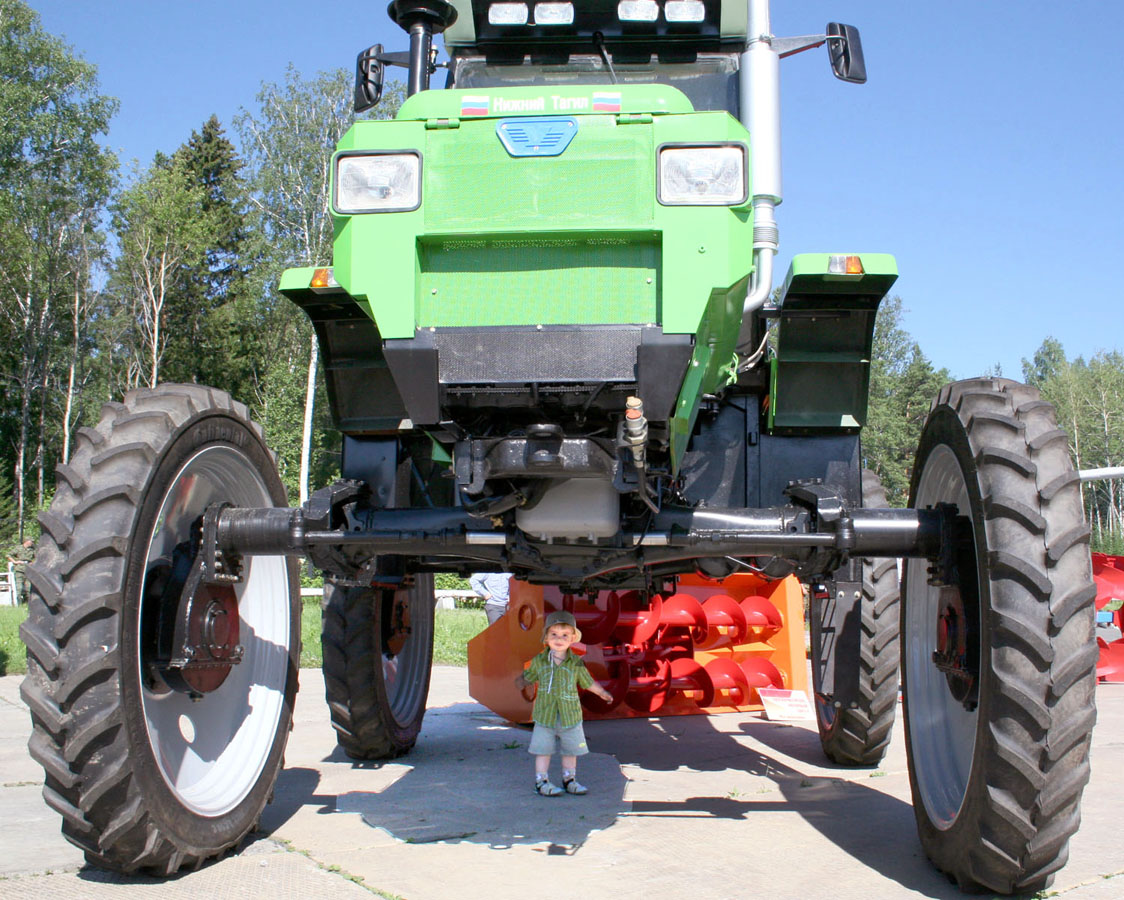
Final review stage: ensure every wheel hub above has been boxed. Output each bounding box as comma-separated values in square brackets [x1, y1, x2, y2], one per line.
[932, 585, 977, 708]
[384, 588, 413, 658]
[143, 539, 244, 696]
[179, 583, 243, 693]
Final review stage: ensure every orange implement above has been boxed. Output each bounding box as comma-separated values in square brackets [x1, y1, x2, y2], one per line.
[467, 572, 808, 723]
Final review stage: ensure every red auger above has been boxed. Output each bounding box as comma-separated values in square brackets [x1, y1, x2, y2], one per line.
[468, 572, 807, 723]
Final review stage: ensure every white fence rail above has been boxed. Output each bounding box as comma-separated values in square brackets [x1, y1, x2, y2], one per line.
[299, 586, 479, 610]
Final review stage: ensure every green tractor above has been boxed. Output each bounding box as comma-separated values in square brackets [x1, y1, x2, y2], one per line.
[21, 0, 1095, 892]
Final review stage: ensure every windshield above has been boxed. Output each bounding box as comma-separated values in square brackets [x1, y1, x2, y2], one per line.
[452, 53, 740, 117]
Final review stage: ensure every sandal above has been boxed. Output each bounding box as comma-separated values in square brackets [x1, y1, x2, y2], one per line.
[535, 779, 563, 797]
[563, 777, 587, 795]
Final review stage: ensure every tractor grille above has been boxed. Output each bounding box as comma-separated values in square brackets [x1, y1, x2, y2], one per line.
[416, 236, 659, 327]
[417, 117, 659, 327]
[423, 118, 654, 230]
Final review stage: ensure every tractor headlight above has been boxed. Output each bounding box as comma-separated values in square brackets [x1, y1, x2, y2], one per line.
[333, 151, 421, 213]
[657, 144, 747, 206]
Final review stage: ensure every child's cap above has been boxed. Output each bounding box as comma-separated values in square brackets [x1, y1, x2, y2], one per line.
[543, 610, 581, 641]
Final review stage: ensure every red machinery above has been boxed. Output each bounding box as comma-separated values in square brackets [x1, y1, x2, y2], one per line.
[1094, 552, 1124, 682]
[467, 572, 807, 723]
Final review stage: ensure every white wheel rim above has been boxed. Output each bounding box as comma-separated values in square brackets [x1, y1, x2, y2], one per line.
[903, 443, 979, 829]
[383, 586, 433, 728]
[139, 446, 290, 816]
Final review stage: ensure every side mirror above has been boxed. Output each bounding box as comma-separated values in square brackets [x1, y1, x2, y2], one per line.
[355, 44, 385, 112]
[826, 23, 866, 84]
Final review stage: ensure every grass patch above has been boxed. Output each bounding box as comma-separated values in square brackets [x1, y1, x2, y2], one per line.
[0, 606, 28, 676]
[433, 608, 488, 666]
[300, 597, 487, 668]
[301, 596, 322, 668]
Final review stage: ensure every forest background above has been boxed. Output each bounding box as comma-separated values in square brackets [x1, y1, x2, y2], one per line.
[2, 0, 1122, 564]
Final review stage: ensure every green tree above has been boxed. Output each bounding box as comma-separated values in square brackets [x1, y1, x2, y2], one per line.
[863, 296, 950, 505]
[0, 0, 117, 536]
[109, 155, 219, 388]
[235, 68, 404, 502]
[1029, 338, 1124, 550]
[160, 115, 256, 393]
[1021, 335, 1067, 387]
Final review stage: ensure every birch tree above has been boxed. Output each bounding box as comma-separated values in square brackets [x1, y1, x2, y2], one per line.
[111, 157, 213, 388]
[0, 0, 116, 536]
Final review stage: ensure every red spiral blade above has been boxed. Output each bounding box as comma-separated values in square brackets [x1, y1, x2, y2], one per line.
[695, 594, 748, 650]
[660, 592, 709, 645]
[567, 590, 621, 646]
[1097, 637, 1124, 683]
[613, 590, 663, 644]
[738, 655, 785, 693]
[704, 657, 751, 707]
[669, 656, 715, 708]
[624, 658, 671, 713]
[581, 664, 630, 713]
[740, 594, 783, 639]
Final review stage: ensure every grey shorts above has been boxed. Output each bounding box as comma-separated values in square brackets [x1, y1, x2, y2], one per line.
[528, 721, 589, 756]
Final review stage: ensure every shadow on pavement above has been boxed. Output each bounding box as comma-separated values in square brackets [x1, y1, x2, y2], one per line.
[590, 713, 957, 898]
[263, 699, 957, 896]
[266, 702, 627, 851]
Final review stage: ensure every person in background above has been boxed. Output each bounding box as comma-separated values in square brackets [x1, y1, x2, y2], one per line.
[7, 538, 35, 604]
[470, 571, 512, 625]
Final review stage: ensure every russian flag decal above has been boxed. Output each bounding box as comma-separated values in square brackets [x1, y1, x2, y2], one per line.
[461, 95, 490, 116]
[592, 91, 621, 112]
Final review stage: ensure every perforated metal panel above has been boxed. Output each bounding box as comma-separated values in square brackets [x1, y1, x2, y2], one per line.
[417, 236, 659, 326]
[424, 120, 654, 230]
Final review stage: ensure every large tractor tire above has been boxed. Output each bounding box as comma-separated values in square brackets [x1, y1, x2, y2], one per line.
[901, 378, 1096, 894]
[321, 575, 434, 759]
[811, 469, 901, 766]
[19, 385, 300, 875]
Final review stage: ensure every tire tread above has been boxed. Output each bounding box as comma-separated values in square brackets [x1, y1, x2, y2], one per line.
[904, 377, 1096, 894]
[19, 383, 294, 875]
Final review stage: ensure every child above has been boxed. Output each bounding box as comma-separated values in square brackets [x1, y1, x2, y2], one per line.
[515, 610, 613, 796]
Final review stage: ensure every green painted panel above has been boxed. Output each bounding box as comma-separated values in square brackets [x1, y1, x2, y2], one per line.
[769, 253, 899, 433]
[417, 235, 658, 326]
[423, 115, 654, 231]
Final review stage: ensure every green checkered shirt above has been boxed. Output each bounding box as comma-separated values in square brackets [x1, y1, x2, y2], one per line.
[524, 648, 593, 728]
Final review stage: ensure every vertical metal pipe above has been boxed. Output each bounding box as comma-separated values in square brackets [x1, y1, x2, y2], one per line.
[740, 0, 782, 323]
[407, 22, 433, 96]
[741, 0, 782, 204]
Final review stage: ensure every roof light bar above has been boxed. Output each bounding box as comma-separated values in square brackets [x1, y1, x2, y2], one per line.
[665, 0, 705, 23]
[533, 2, 573, 25]
[488, 2, 529, 25]
[617, 1, 658, 23]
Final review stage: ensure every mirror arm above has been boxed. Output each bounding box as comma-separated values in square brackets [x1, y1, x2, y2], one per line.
[773, 34, 828, 59]
[372, 50, 412, 68]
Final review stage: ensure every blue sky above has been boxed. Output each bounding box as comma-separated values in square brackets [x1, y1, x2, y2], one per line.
[30, 0, 1123, 381]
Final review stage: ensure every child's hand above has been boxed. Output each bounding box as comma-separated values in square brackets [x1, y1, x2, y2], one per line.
[591, 685, 613, 703]
[514, 673, 528, 689]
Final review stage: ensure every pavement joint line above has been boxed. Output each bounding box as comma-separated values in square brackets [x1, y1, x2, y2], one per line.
[0, 862, 85, 881]
[1051, 869, 1124, 895]
[269, 836, 395, 898]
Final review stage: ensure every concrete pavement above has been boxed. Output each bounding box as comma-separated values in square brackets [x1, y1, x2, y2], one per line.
[2, 667, 1122, 899]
